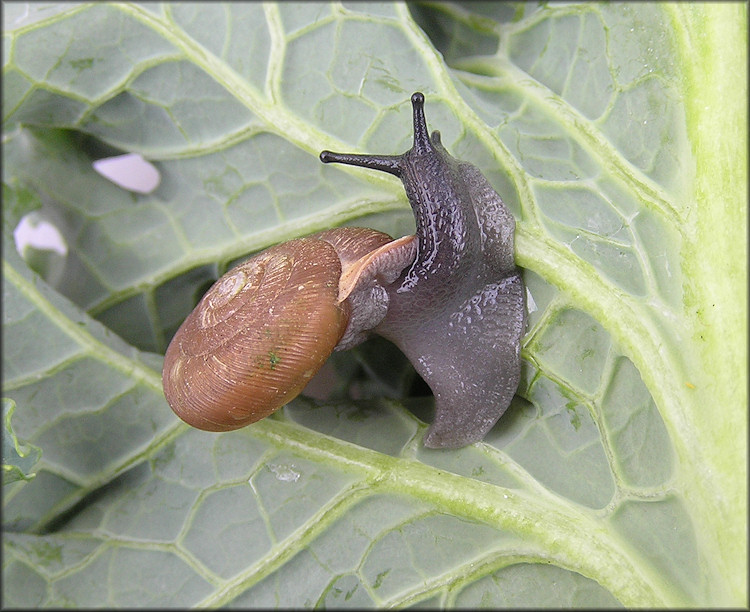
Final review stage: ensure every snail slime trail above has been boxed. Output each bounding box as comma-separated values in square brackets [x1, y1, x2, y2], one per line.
[163, 92, 525, 448]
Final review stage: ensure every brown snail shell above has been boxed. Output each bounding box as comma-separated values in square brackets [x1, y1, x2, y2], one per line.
[162, 228, 416, 431]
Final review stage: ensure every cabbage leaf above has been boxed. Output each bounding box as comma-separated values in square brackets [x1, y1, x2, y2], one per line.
[2, 2, 746, 607]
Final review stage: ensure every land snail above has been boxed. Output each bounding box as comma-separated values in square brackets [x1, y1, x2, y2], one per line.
[162, 92, 526, 448]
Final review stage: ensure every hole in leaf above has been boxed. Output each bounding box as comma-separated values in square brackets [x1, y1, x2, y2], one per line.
[92, 153, 160, 194]
[13, 212, 68, 286]
[13, 211, 68, 256]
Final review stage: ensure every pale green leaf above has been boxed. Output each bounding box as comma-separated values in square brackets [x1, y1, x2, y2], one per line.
[2, 398, 43, 485]
[2, 2, 746, 607]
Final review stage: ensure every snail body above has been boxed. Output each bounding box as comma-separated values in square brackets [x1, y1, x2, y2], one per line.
[163, 92, 525, 448]
[321, 93, 525, 448]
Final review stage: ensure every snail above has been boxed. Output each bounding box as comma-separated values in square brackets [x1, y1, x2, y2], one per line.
[162, 92, 526, 448]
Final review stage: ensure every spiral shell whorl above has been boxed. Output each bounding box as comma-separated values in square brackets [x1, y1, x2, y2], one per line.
[162, 238, 350, 431]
